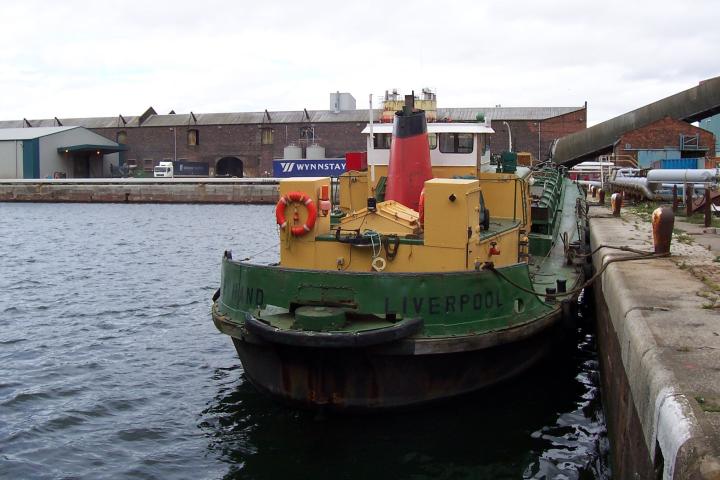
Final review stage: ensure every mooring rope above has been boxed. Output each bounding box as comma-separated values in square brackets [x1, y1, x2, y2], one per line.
[488, 249, 670, 301]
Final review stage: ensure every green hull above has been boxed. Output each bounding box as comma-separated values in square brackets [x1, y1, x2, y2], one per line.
[217, 261, 557, 339]
[211, 175, 588, 409]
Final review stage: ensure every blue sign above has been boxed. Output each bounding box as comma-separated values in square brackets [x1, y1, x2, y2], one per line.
[273, 159, 346, 178]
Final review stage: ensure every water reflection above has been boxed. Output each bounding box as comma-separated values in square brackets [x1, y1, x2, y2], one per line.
[201, 326, 609, 480]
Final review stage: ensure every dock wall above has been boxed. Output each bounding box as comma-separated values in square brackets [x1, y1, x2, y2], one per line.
[591, 210, 720, 479]
[0, 181, 279, 204]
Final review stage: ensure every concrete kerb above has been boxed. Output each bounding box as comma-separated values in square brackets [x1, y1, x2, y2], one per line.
[594, 248, 695, 479]
[591, 212, 720, 479]
[0, 182, 279, 203]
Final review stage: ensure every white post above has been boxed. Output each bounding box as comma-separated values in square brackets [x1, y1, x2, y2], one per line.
[537, 121, 541, 166]
[369, 94, 375, 184]
[172, 127, 177, 162]
[502, 121, 512, 152]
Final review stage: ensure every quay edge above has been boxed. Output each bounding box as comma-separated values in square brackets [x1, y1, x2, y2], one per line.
[590, 206, 720, 479]
[0, 179, 279, 204]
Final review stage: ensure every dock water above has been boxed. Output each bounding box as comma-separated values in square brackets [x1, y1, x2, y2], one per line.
[6, 175, 720, 477]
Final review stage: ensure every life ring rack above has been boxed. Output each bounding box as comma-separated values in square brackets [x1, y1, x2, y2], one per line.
[275, 191, 318, 236]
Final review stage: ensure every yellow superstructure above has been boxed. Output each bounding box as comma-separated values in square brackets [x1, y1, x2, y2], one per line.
[338, 171, 369, 213]
[277, 169, 530, 273]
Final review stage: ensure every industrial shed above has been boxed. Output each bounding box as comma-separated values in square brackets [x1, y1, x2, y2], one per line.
[0, 126, 125, 179]
[0, 98, 587, 177]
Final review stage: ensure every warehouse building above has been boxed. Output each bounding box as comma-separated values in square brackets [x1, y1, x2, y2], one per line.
[0, 126, 125, 179]
[612, 116, 715, 168]
[0, 92, 587, 177]
[700, 113, 720, 156]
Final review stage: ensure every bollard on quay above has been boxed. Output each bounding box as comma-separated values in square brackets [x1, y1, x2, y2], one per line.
[651, 206, 674, 254]
[705, 188, 712, 228]
[598, 189, 605, 205]
[611, 193, 622, 216]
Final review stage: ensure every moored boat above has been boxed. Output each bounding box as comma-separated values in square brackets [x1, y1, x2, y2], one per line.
[212, 94, 589, 410]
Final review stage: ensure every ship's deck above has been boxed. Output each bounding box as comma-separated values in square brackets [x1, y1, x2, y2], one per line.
[529, 178, 584, 295]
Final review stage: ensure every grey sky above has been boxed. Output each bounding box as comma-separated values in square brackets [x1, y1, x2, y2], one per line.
[1, 0, 718, 126]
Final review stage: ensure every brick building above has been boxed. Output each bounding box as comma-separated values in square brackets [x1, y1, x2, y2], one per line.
[0, 100, 587, 177]
[613, 116, 716, 168]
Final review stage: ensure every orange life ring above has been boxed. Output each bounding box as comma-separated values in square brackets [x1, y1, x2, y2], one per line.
[418, 188, 425, 227]
[275, 191, 317, 236]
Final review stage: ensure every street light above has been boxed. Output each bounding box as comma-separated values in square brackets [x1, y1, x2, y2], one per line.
[536, 121, 541, 166]
[502, 121, 513, 152]
[169, 127, 177, 162]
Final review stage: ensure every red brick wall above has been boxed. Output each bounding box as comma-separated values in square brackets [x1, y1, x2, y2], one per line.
[489, 108, 587, 162]
[92, 109, 587, 176]
[613, 116, 716, 160]
[93, 122, 368, 177]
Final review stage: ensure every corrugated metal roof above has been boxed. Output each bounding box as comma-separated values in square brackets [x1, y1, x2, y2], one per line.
[0, 117, 139, 129]
[361, 123, 495, 134]
[55, 116, 141, 128]
[438, 107, 582, 121]
[0, 106, 583, 130]
[141, 110, 380, 126]
[0, 126, 79, 140]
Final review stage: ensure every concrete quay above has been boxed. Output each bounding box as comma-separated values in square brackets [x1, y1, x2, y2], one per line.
[590, 203, 720, 479]
[0, 178, 279, 204]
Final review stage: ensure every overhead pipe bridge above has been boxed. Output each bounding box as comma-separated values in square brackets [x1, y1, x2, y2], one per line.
[552, 75, 720, 166]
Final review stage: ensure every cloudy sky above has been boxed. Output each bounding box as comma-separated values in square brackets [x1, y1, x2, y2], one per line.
[1, 0, 718, 126]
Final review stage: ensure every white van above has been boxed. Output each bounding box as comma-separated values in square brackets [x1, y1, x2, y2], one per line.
[153, 161, 174, 178]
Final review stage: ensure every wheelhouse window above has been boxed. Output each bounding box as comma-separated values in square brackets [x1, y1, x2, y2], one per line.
[373, 133, 392, 149]
[439, 133, 474, 153]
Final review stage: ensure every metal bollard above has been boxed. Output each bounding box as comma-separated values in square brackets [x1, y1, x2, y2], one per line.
[652, 207, 674, 254]
[545, 287, 556, 303]
[598, 189, 605, 205]
[705, 188, 712, 228]
[611, 193, 622, 216]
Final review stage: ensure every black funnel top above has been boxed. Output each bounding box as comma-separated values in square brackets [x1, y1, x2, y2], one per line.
[394, 94, 427, 139]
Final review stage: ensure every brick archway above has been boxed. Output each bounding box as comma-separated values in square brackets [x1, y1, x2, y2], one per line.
[216, 156, 243, 177]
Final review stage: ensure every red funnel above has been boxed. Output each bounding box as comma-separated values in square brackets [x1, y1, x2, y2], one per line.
[384, 96, 433, 211]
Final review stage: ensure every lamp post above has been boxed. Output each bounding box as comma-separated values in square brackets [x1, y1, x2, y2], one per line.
[170, 127, 177, 162]
[502, 121, 512, 152]
[537, 121, 541, 165]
